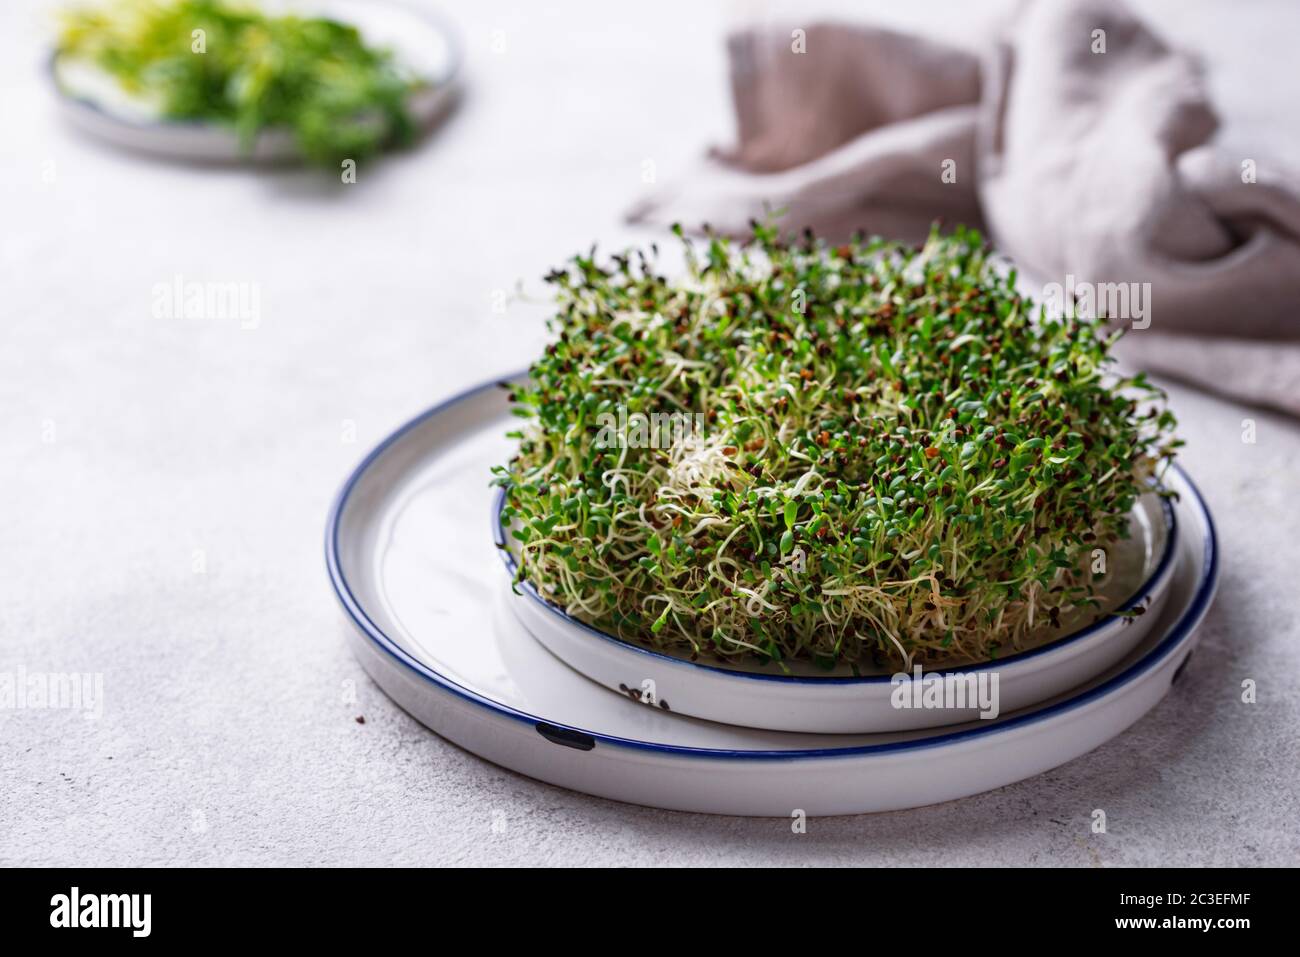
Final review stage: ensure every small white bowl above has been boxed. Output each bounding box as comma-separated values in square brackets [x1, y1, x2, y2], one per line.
[496, 491, 1177, 734]
[49, 0, 461, 164]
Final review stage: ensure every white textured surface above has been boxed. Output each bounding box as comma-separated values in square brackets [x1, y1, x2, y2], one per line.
[1, 0, 1297, 865]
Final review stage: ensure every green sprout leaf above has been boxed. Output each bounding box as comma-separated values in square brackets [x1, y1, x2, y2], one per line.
[56, 0, 423, 166]
[497, 222, 1178, 670]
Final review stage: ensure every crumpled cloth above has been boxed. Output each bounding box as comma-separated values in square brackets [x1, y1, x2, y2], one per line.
[628, 0, 1300, 416]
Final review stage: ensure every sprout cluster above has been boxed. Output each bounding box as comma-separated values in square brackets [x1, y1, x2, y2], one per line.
[495, 224, 1179, 670]
[58, 0, 417, 165]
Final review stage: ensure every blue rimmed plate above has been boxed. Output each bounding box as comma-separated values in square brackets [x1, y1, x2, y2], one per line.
[326, 377, 1217, 816]
[494, 486, 1177, 733]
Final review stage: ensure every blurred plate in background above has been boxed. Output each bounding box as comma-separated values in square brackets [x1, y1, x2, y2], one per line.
[49, 0, 462, 163]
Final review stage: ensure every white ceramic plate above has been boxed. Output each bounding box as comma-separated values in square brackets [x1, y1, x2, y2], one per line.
[50, 0, 461, 163]
[326, 378, 1219, 816]
[496, 488, 1176, 733]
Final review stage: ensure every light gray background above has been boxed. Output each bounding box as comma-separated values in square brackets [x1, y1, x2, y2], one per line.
[2, 0, 1296, 866]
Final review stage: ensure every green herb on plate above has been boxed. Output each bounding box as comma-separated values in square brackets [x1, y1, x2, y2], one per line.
[494, 223, 1181, 670]
[57, 0, 421, 164]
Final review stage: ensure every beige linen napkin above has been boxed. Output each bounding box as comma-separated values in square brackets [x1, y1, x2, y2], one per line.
[629, 0, 1300, 416]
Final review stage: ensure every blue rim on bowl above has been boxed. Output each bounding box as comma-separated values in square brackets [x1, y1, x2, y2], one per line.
[324, 375, 1218, 760]
[491, 484, 1178, 684]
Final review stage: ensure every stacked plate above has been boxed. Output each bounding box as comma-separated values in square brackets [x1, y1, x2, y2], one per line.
[327, 377, 1219, 816]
